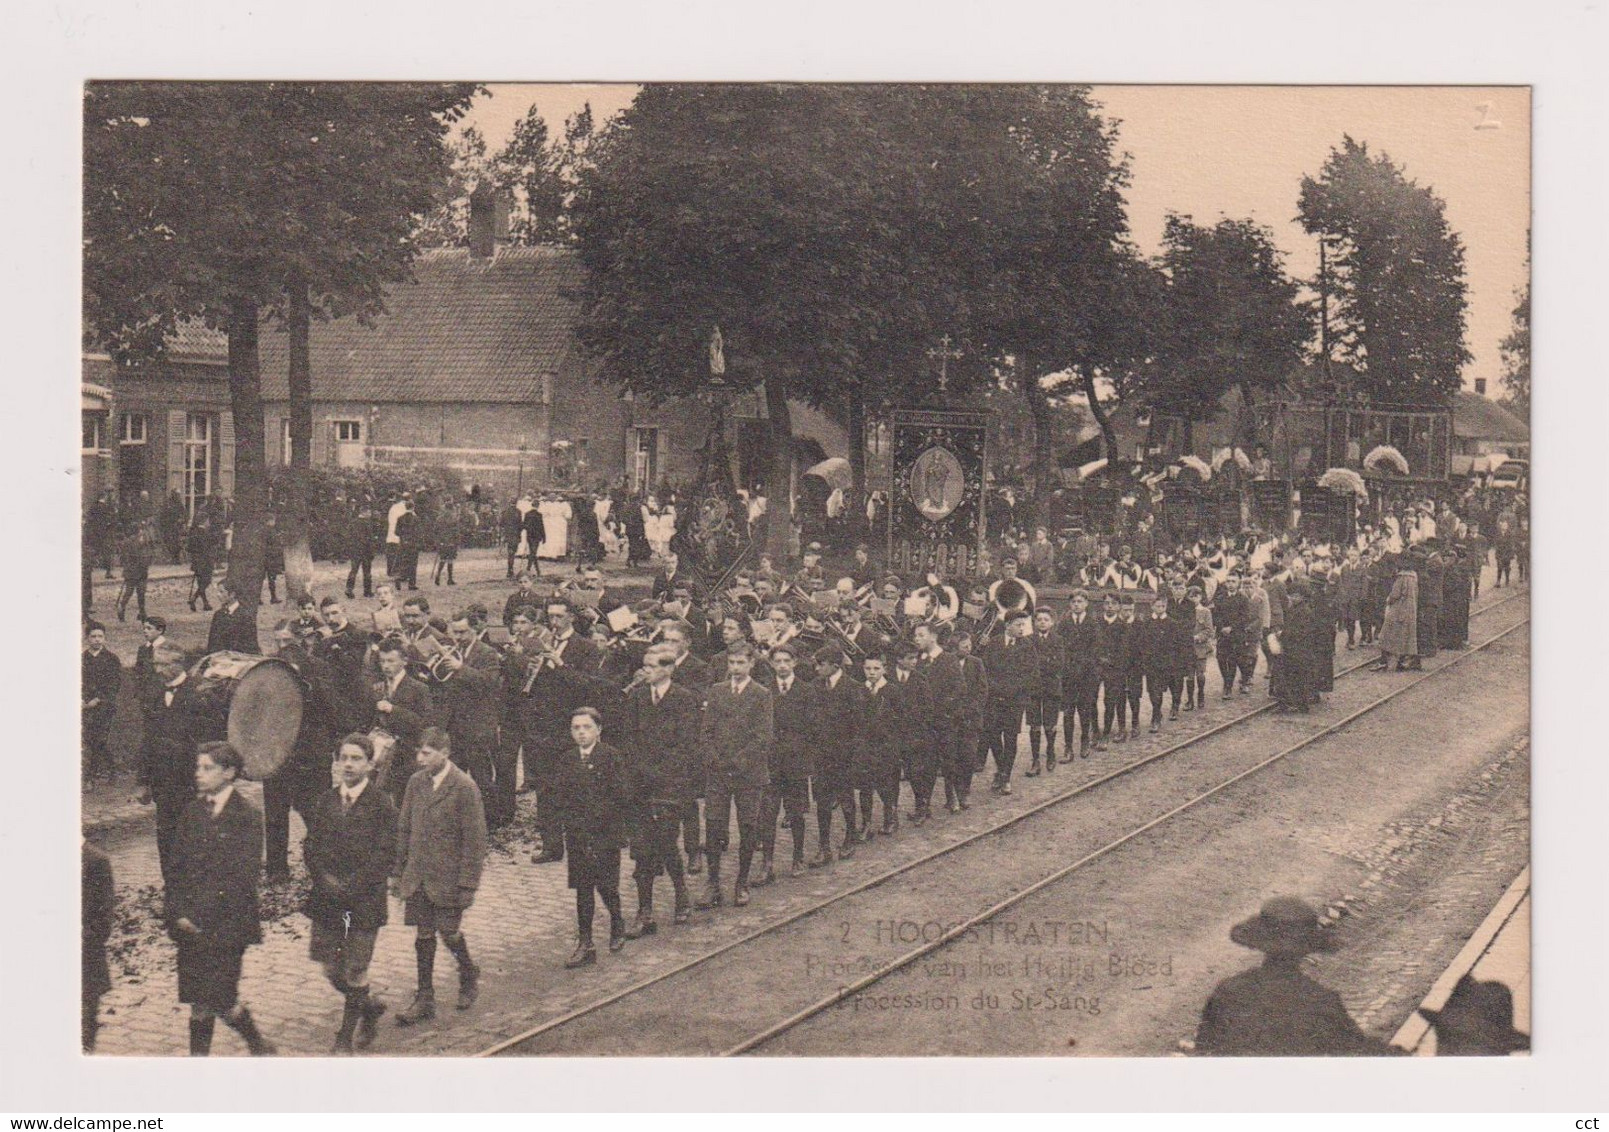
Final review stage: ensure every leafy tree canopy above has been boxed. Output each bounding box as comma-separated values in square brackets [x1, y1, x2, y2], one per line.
[1297, 135, 1471, 404]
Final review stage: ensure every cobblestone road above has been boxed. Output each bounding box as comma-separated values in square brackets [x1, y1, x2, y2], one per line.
[85, 567, 1524, 1057]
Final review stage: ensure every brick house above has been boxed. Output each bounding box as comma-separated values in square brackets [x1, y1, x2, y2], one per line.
[90, 234, 846, 513]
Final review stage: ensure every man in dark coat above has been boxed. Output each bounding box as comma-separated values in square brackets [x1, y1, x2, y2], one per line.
[159, 491, 188, 563]
[905, 623, 965, 823]
[81, 622, 123, 785]
[393, 727, 486, 1024]
[206, 579, 260, 655]
[305, 733, 398, 1053]
[699, 643, 774, 908]
[1211, 574, 1256, 700]
[1195, 896, 1391, 1057]
[1134, 594, 1178, 733]
[620, 645, 701, 936]
[1414, 544, 1444, 665]
[981, 610, 1034, 792]
[521, 502, 547, 576]
[1058, 592, 1103, 760]
[186, 518, 218, 612]
[951, 631, 990, 805]
[1440, 547, 1473, 650]
[855, 652, 902, 836]
[759, 641, 816, 880]
[810, 646, 864, 860]
[139, 644, 208, 885]
[1094, 593, 1132, 747]
[500, 500, 524, 578]
[167, 741, 275, 1056]
[394, 499, 424, 591]
[551, 707, 633, 966]
[345, 495, 383, 599]
[87, 492, 118, 578]
[82, 839, 114, 1052]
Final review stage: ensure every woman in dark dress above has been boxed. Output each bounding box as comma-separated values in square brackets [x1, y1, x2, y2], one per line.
[624, 496, 651, 568]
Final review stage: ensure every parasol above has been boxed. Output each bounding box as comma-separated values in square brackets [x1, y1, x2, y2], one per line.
[803, 456, 852, 492]
[1363, 445, 1410, 475]
[1317, 466, 1369, 500]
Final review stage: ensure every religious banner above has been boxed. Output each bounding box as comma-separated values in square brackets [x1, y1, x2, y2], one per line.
[1250, 478, 1293, 531]
[887, 409, 989, 580]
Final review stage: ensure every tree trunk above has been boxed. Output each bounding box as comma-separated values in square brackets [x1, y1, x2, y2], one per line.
[1237, 380, 1261, 448]
[281, 281, 317, 604]
[1022, 358, 1059, 527]
[846, 391, 867, 533]
[1084, 371, 1120, 465]
[224, 297, 268, 622]
[763, 378, 795, 561]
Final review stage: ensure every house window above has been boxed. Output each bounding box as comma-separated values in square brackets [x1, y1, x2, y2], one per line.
[81, 413, 107, 453]
[333, 420, 362, 443]
[631, 428, 659, 494]
[183, 412, 213, 514]
[280, 418, 293, 466]
[119, 412, 148, 445]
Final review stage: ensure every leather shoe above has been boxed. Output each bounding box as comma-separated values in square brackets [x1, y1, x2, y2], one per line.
[837, 840, 856, 860]
[354, 997, 385, 1050]
[807, 850, 832, 869]
[673, 900, 691, 925]
[790, 857, 807, 878]
[532, 849, 564, 864]
[625, 915, 658, 939]
[694, 879, 723, 909]
[754, 863, 776, 887]
[733, 883, 751, 907]
[609, 929, 626, 953]
[396, 992, 436, 1026]
[565, 942, 597, 969]
[457, 963, 480, 1010]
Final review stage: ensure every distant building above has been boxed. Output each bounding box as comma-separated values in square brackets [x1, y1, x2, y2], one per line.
[1450, 388, 1529, 475]
[86, 195, 845, 514]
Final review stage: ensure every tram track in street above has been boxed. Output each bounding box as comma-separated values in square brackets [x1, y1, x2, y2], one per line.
[483, 588, 1528, 1057]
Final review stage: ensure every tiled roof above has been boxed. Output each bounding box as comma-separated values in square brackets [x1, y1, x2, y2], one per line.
[167, 319, 228, 358]
[257, 245, 587, 404]
[1452, 391, 1529, 442]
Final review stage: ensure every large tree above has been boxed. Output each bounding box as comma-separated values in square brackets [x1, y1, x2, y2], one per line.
[1297, 136, 1471, 404]
[1152, 214, 1309, 438]
[85, 82, 477, 612]
[1499, 277, 1530, 418]
[570, 84, 1143, 545]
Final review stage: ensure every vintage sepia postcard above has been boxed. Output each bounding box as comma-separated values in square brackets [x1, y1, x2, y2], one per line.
[73, 81, 1535, 1066]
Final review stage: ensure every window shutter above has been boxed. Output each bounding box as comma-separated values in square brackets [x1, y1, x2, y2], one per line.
[166, 410, 186, 496]
[218, 411, 236, 497]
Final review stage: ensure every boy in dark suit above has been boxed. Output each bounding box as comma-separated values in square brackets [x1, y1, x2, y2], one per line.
[81, 621, 122, 786]
[621, 644, 701, 935]
[552, 707, 633, 966]
[168, 741, 274, 1056]
[305, 733, 398, 1053]
[810, 646, 863, 863]
[858, 653, 902, 837]
[759, 642, 816, 881]
[698, 643, 774, 908]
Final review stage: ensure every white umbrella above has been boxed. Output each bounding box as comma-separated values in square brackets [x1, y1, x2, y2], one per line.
[804, 456, 852, 492]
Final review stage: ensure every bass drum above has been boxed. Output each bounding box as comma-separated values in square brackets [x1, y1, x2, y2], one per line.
[186, 651, 305, 781]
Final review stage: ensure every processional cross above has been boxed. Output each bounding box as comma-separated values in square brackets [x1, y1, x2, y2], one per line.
[926, 334, 963, 393]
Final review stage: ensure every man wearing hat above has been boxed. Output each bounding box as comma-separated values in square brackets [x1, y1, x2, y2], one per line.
[1194, 896, 1390, 1056]
[1417, 974, 1529, 1056]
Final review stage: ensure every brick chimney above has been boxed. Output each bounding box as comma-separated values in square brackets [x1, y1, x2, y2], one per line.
[1474, 377, 1487, 395]
[468, 183, 509, 260]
